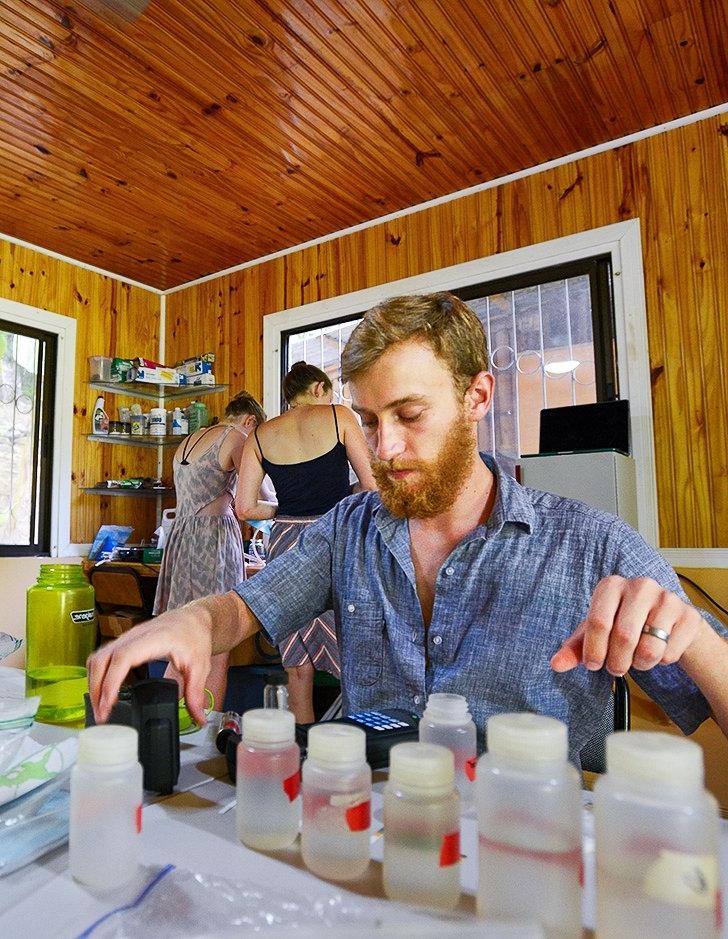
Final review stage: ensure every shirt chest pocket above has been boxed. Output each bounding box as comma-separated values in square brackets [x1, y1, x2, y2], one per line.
[339, 599, 385, 688]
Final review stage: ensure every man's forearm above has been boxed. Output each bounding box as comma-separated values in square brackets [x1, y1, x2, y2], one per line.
[680, 620, 728, 737]
[191, 590, 261, 655]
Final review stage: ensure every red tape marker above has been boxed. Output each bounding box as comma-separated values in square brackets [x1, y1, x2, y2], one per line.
[282, 770, 300, 802]
[345, 800, 371, 832]
[439, 830, 460, 867]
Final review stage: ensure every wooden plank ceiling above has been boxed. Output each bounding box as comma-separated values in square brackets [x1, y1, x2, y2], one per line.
[0, 0, 726, 290]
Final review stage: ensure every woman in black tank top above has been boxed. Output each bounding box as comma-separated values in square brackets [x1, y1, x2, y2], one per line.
[235, 362, 376, 722]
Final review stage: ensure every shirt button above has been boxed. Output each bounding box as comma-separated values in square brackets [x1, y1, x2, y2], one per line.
[445, 567, 455, 576]
[432, 636, 442, 645]
[413, 695, 421, 705]
[347, 603, 355, 612]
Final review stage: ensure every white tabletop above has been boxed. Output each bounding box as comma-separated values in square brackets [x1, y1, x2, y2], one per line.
[3, 722, 728, 938]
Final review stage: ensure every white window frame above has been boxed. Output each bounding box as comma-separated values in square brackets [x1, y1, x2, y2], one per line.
[264, 220, 660, 547]
[0, 297, 76, 557]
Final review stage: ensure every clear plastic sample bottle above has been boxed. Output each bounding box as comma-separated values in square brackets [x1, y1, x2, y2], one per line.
[263, 671, 289, 710]
[236, 708, 300, 850]
[476, 713, 582, 937]
[419, 692, 477, 807]
[383, 741, 461, 910]
[69, 725, 142, 889]
[301, 723, 371, 880]
[594, 731, 721, 939]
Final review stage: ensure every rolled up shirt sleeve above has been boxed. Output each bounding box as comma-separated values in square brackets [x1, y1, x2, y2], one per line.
[235, 513, 335, 647]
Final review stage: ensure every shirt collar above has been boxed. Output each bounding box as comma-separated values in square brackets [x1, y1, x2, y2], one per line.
[373, 452, 535, 544]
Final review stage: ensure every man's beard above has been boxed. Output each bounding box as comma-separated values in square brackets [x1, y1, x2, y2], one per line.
[371, 411, 476, 519]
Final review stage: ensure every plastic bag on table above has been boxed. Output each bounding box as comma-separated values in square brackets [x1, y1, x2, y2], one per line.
[78, 864, 542, 937]
[0, 770, 70, 876]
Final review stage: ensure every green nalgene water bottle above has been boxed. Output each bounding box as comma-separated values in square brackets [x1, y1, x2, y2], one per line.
[26, 564, 97, 723]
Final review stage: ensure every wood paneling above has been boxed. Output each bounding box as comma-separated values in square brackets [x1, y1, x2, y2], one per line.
[0, 239, 161, 543]
[1, 0, 726, 289]
[167, 116, 728, 548]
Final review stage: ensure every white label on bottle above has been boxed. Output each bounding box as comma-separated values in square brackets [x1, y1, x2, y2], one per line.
[643, 850, 718, 909]
[70, 609, 96, 624]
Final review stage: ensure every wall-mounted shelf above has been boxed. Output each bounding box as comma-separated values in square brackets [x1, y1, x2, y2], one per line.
[82, 487, 176, 498]
[87, 434, 181, 448]
[88, 380, 227, 401]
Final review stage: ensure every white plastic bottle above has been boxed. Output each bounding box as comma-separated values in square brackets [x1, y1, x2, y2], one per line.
[419, 692, 477, 808]
[594, 731, 721, 938]
[149, 406, 167, 436]
[476, 713, 582, 937]
[301, 723, 371, 880]
[383, 741, 461, 909]
[69, 725, 143, 889]
[92, 396, 108, 435]
[171, 406, 184, 435]
[236, 708, 300, 850]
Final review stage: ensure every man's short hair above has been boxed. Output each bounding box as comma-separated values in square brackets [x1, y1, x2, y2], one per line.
[341, 292, 489, 396]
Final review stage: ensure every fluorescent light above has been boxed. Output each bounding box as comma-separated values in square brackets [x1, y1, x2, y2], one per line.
[544, 359, 580, 375]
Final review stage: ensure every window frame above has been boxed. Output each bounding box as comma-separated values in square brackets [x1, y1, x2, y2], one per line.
[263, 221, 657, 546]
[0, 319, 57, 555]
[0, 298, 76, 557]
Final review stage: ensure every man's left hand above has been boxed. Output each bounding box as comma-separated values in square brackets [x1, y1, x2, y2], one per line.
[551, 575, 707, 675]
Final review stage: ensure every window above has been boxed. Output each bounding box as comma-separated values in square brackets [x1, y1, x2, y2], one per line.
[0, 320, 57, 555]
[281, 256, 617, 461]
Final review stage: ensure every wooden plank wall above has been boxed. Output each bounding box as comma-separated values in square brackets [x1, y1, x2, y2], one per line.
[0, 241, 161, 544]
[166, 116, 728, 549]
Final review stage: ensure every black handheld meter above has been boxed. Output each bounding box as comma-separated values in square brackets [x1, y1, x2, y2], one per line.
[295, 707, 420, 769]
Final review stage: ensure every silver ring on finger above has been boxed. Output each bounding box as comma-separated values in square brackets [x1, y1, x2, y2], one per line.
[641, 624, 670, 644]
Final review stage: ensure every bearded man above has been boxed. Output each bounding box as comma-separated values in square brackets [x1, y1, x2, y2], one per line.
[89, 293, 728, 765]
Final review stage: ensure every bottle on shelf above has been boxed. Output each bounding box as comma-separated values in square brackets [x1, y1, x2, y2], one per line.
[383, 741, 461, 909]
[149, 406, 167, 437]
[187, 400, 209, 433]
[476, 712, 582, 937]
[419, 692, 477, 808]
[92, 396, 108, 435]
[171, 406, 185, 435]
[594, 731, 721, 939]
[301, 723, 371, 880]
[235, 708, 301, 850]
[69, 725, 143, 889]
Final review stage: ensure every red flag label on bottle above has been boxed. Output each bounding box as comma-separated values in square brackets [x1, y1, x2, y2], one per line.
[345, 800, 371, 832]
[465, 756, 477, 782]
[439, 830, 460, 867]
[282, 770, 300, 802]
[136, 804, 143, 834]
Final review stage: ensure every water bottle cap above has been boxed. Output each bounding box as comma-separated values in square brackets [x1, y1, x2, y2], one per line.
[606, 731, 704, 787]
[389, 741, 455, 791]
[423, 692, 471, 724]
[487, 712, 568, 763]
[242, 708, 295, 745]
[307, 723, 366, 766]
[78, 725, 138, 766]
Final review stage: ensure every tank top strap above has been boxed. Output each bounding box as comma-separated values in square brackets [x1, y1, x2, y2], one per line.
[179, 426, 217, 466]
[254, 426, 265, 459]
[331, 404, 340, 443]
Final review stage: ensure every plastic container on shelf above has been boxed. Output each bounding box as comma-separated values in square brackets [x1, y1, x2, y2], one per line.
[301, 723, 371, 881]
[594, 731, 721, 939]
[149, 407, 167, 437]
[383, 741, 461, 909]
[187, 400, 209, 433]
[419, 692, 477, 808]
[88, 356, 112, 382]
[476, 712, 582, 937]
[236, 709, 301, 850]
[69, 725, 143, 889]
[25, 564, 97, 723]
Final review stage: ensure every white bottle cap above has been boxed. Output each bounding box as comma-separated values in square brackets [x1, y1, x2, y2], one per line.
[423, 692, 471, 724]
[389, 742, 455, 792]
[307, 723, 366, 766]
[78, 725, 138, 766]
[242, 708, 295, 745]
[487, 712, 568, 764]
[606, 731, 704, 787]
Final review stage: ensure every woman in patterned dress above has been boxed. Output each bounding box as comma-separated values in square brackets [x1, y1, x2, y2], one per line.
[236, 363, 376, 722]
[153, 390, 271, 708]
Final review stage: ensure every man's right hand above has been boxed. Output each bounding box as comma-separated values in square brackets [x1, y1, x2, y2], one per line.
[87, 601, 214, 725]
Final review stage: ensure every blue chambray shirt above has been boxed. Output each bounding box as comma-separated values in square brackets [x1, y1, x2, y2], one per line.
[236, 455, 726, 766]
